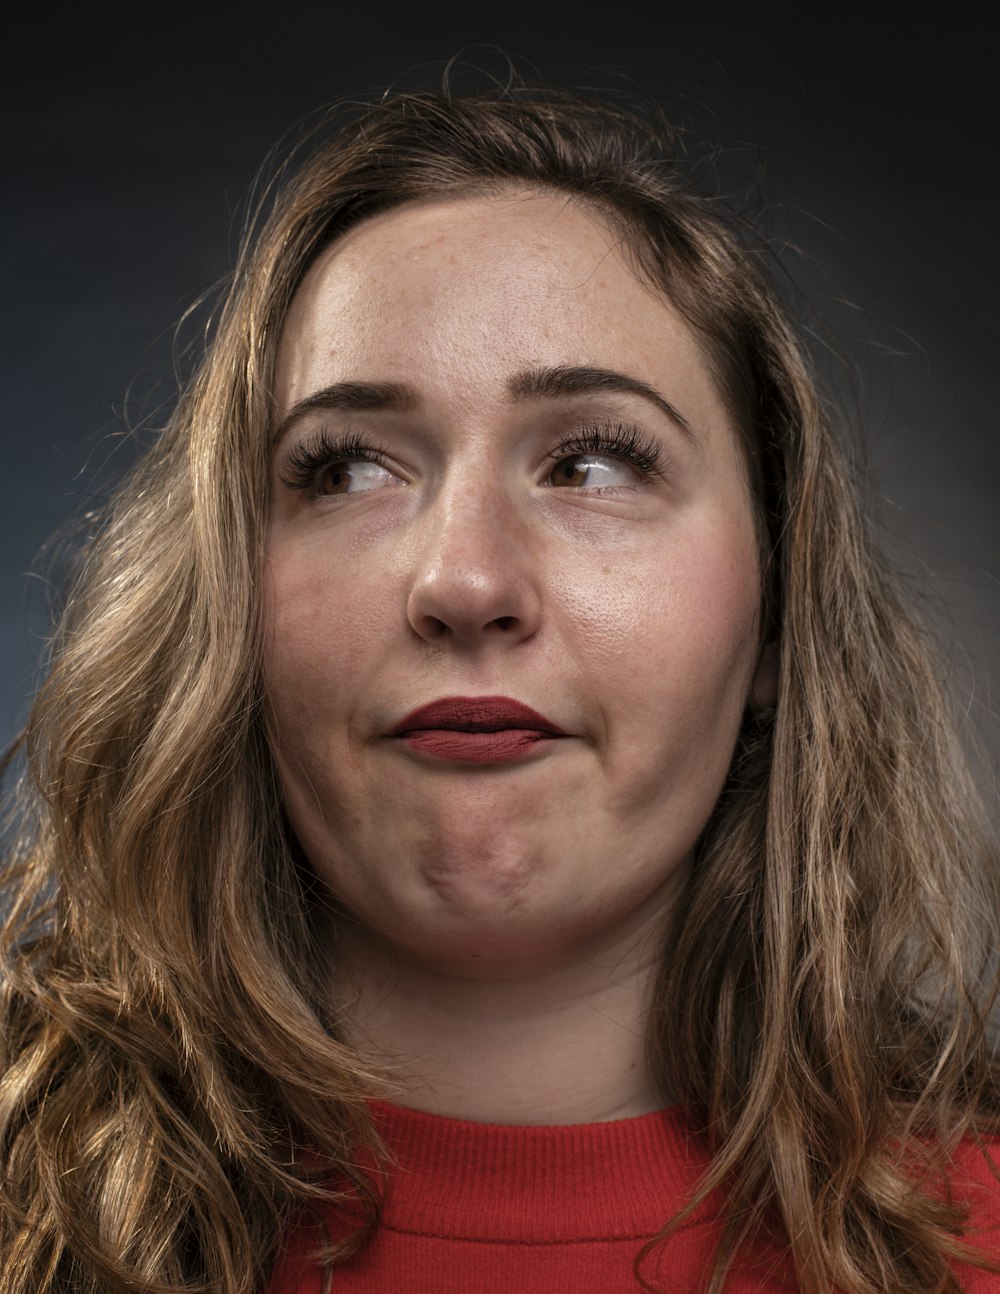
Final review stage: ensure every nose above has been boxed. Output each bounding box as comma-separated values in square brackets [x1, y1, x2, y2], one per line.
[405, 482, 543, 649]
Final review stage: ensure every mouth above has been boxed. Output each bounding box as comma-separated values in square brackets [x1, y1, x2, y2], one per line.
[387, 695, 568, 763]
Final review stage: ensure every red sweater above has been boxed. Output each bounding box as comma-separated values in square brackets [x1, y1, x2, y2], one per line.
[266, 1101, 1000, 1292]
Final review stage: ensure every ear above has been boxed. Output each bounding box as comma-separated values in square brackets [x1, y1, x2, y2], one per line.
[750, 641, 779, 709]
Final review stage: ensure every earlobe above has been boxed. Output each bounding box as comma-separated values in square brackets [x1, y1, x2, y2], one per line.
[750, 641, 779, 709]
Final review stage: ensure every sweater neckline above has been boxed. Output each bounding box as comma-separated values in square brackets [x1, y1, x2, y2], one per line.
[366, 1099, 716, 1242]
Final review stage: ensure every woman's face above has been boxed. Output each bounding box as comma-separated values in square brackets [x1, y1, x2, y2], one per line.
[264, 190, 772, 977]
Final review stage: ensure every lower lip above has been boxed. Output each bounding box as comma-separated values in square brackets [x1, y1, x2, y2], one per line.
[396, 729, 561, 762]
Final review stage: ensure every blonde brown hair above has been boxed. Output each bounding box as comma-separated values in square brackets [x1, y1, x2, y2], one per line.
[2, 85, 998, 1294]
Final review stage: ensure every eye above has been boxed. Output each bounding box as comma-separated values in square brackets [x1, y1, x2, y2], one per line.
[313, 459, 396, 496]
[548, 453, 641, 489]
[546, 422, 667, 491]
[278, 430, 400, 498]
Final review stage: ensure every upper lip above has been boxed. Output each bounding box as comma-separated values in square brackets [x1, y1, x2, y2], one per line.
[389, 695, 568, 736]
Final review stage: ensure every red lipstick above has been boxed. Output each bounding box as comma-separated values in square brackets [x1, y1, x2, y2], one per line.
[388, 696, 568, 763]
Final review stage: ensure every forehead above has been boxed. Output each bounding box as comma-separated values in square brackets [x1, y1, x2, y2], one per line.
[274, 190, 729, 437]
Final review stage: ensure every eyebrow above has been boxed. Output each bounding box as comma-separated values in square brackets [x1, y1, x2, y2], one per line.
[272, 381, 415, 444]
[272, 365, 693, 444]
[508, 365, 694, 439]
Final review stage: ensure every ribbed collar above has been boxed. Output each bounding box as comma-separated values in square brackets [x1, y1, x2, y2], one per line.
[367, 1100, 717, 1243]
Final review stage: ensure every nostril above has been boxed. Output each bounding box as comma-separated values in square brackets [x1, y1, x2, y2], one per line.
[405, 561, 542, 646]
[423, 616, 451, 639]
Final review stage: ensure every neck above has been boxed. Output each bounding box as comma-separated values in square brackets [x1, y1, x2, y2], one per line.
[330, 917, 668, 1126]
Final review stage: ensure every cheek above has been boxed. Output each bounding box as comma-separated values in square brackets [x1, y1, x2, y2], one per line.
[560, 527, 759, 686]
[669, 532, 761, 670]
[262, 546, 390, 735]
[554, 519, 761, 787]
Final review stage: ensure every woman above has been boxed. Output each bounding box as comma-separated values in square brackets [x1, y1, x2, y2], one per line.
[1, 85, 998, 1294]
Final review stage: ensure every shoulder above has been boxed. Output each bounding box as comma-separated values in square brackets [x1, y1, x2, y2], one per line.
[943, 1134, 1000, 1289]
[948, 1134, 1000, 1208]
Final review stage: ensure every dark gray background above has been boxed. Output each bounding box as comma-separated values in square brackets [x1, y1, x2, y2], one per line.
[3, 4, 997, 763]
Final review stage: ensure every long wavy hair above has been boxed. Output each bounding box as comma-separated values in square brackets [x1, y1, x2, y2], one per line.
[2, 84, 998, 1294]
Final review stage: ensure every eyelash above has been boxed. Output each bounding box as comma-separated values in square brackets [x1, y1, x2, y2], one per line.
[278, 422, 669, 494]
[545, 423, 668, 480]
[279, 430, 392, 491]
